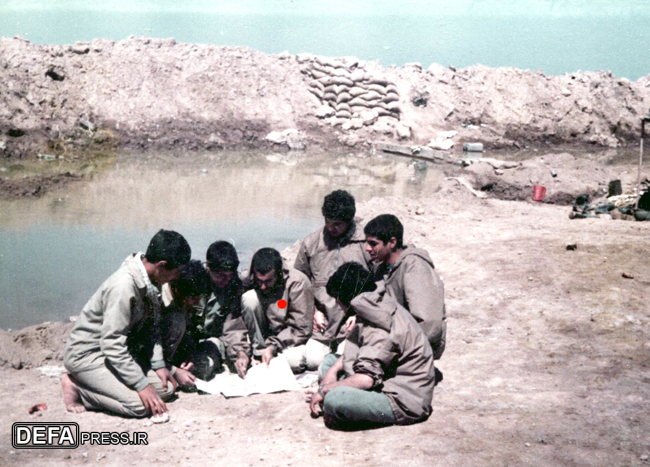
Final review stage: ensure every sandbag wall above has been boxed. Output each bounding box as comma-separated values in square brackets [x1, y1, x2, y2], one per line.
[306, 57, 401, 126]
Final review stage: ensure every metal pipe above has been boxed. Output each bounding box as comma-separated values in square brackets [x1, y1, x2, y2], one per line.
[637, 117, 649, 209]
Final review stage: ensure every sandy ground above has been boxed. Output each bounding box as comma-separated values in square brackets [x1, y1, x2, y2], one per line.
[1, 156, 649, 466]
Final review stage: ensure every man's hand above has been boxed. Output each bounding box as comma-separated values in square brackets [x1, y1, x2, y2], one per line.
[261, 346, 275, 367]
[342, 315, 357, 335]
[309, 386, 324, 417]
[155, 367, 178, 392]
[312, 310, 327, 333]
[175, 362, 196, 388]
[235, 351, 250, 378]
[321, 355, 344, 386]
[137, 384, 168, 416]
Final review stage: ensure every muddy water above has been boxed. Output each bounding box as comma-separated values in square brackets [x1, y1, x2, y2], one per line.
[0, 150, 444, 329]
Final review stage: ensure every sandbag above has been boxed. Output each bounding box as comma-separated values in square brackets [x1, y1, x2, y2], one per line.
[363, 90, 383, 101]
[350, 105, 368, 115]
[365, 76, 389, 86]
[310, 69, 326, 80]
[309, 80, 324, 91]
[383, 92, 400, 104]
[387, 102, 401, 112]
[350, 69, 365, 82]
[333, 84, 349, 95]
[308, 87, 324, 99]
[348, 97, 369, 107]
[332, 76, 354, 87]
[366, 84, 387, 95]
[349, 86, 366, 97]
[318, 76, 335, 87]
[336, 92, 352, 104]
[335, 102, 351, 113]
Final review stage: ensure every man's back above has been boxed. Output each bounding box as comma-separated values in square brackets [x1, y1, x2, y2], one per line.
[377, 245, 446, 359]
[64, 253, 160, 388]
[343, 284, 435, 425]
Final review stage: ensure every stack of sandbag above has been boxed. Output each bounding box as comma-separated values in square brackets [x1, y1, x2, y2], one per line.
[306, 56, 401, 127]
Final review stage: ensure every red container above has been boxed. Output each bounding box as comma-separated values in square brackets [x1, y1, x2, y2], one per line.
[533, 185, 546, 201]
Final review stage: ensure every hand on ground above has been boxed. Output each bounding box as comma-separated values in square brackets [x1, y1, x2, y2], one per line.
[138, 384, 167, 416]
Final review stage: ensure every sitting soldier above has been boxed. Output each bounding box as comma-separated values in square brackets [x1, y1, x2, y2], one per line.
[241, 247, 314, 373]
[309, 262, 436, 430]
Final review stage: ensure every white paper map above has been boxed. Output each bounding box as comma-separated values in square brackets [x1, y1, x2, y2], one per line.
[194, 356, 301, 398]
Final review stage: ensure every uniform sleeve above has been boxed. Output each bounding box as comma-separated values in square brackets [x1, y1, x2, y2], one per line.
[352, 326, 398, 388]
[293, 241, 312, 280]
[221, 296, 251, 360]
[99, 282, 149, 391]
[150, 332, 165, 370]
[402, 260, 445, 344]
[266, 277, 314, 350]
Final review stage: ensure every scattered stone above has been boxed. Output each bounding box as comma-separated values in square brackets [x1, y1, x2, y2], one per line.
[265, 129, 298, 144]
[358, 110, 378, 126]
[315, 105, 336, 119]
[396, 123, 411, 140]
[428, 138, 455, 150]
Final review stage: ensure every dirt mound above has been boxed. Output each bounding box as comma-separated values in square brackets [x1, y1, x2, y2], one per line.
[0, 321, 72, 370]
[1, 36, 649, 161]
[462, 153, 615, 204]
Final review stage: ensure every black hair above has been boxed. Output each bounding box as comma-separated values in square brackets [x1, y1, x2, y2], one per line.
[326, 262, 377, 307]
[145, 229, 191, 269]
[206, 240, 240, 272]
[251, 247, 283, 275]
[171, 260, 211, 298]
[321, 190, 356, 223]
[364, 214, 404, 249]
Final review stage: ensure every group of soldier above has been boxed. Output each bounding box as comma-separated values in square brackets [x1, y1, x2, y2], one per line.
[61, 190, 446, 430]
